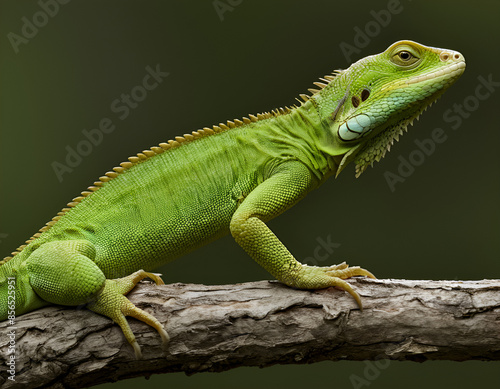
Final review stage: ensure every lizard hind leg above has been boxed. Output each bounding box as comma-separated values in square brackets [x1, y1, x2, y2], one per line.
[27, 240, 107, 306]
[26, 240, 168, 358]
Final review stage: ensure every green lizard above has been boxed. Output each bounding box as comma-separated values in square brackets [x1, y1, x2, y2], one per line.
[0, 40, 465, 358]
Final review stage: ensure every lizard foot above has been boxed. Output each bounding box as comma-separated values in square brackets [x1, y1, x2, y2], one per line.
[294, 262, 376, 310]
[87, 270, 169, 359]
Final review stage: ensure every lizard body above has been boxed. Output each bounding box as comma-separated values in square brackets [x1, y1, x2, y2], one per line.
[0, 41, 465, 358]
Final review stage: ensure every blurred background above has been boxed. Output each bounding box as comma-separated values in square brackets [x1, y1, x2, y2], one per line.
[1, 0, 499, 388]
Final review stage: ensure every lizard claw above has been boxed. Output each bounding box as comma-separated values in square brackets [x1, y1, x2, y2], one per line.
[323, 263, 375, 310]
[325, 263, 376, 280]
[294, 263, 375, 310]
[87, 270, 169, 359]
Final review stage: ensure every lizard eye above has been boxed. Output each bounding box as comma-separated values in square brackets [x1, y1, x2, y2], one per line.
[391, 49, 420, 67]
[398, 51, 412, 61]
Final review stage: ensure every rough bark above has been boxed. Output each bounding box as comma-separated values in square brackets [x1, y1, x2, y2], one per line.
[1, 278, 500, 388]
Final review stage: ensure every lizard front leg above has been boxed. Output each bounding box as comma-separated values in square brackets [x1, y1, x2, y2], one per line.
[230, 160, 375, 308]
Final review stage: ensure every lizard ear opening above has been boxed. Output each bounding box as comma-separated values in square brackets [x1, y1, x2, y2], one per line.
[361, 89, 370, 101]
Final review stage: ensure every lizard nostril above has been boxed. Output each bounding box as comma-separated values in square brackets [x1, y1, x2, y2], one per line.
[440, 52, 450, 62]
[454, 53, 461, 60]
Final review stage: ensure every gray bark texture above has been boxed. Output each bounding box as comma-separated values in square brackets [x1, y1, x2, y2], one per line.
[1, 278, 500, 388]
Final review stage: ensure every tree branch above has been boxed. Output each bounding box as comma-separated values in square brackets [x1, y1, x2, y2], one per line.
[2, 278, 500, 388]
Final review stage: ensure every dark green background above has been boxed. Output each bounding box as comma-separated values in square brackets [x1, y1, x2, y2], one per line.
[1, 0, 499, 388]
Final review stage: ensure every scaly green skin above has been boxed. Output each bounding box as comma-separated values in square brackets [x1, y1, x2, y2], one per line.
[0, 41, 465, 358]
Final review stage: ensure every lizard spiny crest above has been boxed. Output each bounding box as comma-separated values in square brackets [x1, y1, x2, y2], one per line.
[2, 107, 306, 263]
[297, 69, 345, 104]
[353, 100, 436, 177]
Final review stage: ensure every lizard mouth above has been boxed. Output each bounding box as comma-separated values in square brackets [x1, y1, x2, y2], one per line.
[406, 60, 466, 86]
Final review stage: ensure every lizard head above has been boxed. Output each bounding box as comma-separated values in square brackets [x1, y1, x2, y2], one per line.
[314, 40, 466, 177]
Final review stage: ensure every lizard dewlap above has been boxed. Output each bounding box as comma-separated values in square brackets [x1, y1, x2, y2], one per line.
[0, 40, 465, 358]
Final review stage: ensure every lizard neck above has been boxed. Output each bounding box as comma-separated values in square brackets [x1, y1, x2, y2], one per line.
[281, 101, 342, 181]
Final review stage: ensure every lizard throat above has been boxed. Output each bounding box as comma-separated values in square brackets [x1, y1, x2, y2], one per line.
[352, 59, 465, 177]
